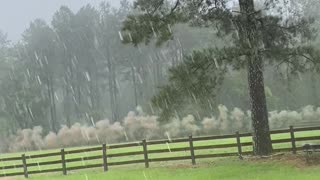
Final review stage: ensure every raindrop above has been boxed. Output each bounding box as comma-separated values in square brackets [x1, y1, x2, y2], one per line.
[167, 24, 172, 33]
[149, 55, 154, 63]
[38, 59, 43, 68]
[143, 171, 148, 180]
[166, 142, 171, 153]
[63, 43, 67, 51]
[73, 96, 78, 106]
[196, 111, 201, 120]
[26, 69, 31, 78]
[37, 161, 42, 171]
[118, 31, 124, 41]
[115, 79, 121, 90]
[160, 50, 166, 60]
[91, 117, 96, 128]
[128, 32, 133, 42]
[191, 93, 198, 104]
[44, 56, 49, 65]
[214, 58, 219, 68]
[190, 54, 195, 63]
[82, 157, 86, 166]
[165, 132, 172, 142]
[137, 74, 143, 84]
[124, 131, 129, 141]
[297, 72, 302, 81]
[54, 92, 60, 102]
[150, 22, 157, 37]
[95, 133, 100, 144]
[87, 97, 92, 108]
[81, 129, 87, 141]
[72, 56, 77, 68]
[70, 86, 75, 95]
[37, 75, 42, 85]
[149, 103, 154, 114]
[29, 107, 35, 120]
[9, 72, 13, 80]
[94, 35, 99, 49]
[174, 110, 179, 119]
[208, 100, 213, 110]
[164, 99, 169, 109]
[34, 51, 39, 61]
[63, 77, 67, 86]
[84, 130, 90, 142]
[85, 72, 91, 81]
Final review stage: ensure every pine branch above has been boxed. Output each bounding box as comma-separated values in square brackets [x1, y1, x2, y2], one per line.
[171, 0, 180, 13]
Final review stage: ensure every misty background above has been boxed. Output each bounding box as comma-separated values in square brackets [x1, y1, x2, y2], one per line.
[0, 0, 319, 152]
[0, 0, 123, 42]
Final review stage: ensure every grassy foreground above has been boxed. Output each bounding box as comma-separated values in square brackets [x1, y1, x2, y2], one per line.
[12, 156, 320, 180]
[1, 130, 320, 179]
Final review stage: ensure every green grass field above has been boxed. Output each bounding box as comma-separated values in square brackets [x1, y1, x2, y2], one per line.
[1, 130, 320, 179]
[13, 157, 320, 180]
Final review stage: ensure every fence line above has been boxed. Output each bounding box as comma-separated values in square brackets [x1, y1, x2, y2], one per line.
[0, 125, 320, 178]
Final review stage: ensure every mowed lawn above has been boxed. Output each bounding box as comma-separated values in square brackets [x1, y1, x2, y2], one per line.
[1, 129, 320, 179]
[13, 157, 320, 180]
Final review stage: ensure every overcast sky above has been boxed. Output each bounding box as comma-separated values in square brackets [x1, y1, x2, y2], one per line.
[0, 0, 121, 42]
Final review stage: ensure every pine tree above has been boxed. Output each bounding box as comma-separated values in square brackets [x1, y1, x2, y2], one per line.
[122, 0, 316, 155]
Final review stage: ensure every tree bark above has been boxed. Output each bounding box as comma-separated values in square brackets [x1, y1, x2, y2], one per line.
[131, 64, 138, 107]
[311, 73, 319, 107]
[239, 0, 273, 155]
[112, 63, 119, 121]
[107, 60, 119, 122]
[248, 58, 272, 155]
[65, 82, 71, 127]
[76, 73, 82, 119]
[46, 76, 57, 133]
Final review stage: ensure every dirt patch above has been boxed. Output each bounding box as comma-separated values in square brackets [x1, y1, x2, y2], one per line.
[0, 177, 15, 180]
[245, 153, 320, 168]
[180, 162, 215, 169]
[151, 160, 213, 170]
[170, 163, 195, 169]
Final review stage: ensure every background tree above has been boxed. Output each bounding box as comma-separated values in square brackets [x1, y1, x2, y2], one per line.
[122, 0, 316, 155]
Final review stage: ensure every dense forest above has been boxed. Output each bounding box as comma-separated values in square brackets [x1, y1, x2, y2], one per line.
[0, 0, 320, 153]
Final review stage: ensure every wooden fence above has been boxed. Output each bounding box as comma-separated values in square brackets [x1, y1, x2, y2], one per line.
[1, 125, 320, 178]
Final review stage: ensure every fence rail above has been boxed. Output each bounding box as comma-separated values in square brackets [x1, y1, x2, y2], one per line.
[0, 125, 320, 178]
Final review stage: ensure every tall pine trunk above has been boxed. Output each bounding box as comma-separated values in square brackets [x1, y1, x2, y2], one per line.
[50, 76, 57, 131]
[46, 76, 57, 133]
[239, 0, 272, 155]
[311, 73, 319, 107]
[131, 64, 138, 107]
[65, 81, 71, 127]
[76, 73, 82, 119]
[248, 59, 272, 155]
[112, 63, 119, 121]
[107, 60, 119, 122]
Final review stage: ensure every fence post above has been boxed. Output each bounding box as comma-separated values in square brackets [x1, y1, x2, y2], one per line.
[289, 126, 296, 154]
[22, 154, 28, 178]
[61, 149, 67, 175]
[189, 135, 196, 165]
[235, 132, 242, 159]
[102, 144, 108, 172]
[142, 139, 149, 168]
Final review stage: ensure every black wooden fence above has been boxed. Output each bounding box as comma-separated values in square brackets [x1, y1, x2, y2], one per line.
[0, 125, 319, 178]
